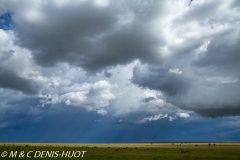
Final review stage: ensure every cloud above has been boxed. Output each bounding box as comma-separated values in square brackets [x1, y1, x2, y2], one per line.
[130, 0, 240, 118]
[140, 114, 168, 123]
[168, 68, 183, 75]
[97, 109, 108, 115]
[106, 66, 178, 123]
[132, 43, 240, 118]
[1, 0, 167, 74]
[168, 116, 176, 122]
[132, 64, 189, 96]
[0, 68, 42, 95]
[0, 30, 44, 94]
[177, 113, 190, 118]
[194, 32, 240, 76]
[40, 80, 116, 114]
[0, 0, 240, 127]
[103, 70, 113, 78]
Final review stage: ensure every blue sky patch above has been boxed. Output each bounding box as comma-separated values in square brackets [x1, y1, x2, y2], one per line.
[0, 13, 14, 30]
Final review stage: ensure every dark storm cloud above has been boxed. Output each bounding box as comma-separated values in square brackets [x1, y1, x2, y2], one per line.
[14, 1, 118, 69]
[132, 39, 240, 118]
[170, 81, 240, 118]
[132, 64, 189, 96]
[0, 68, 41, 95]
[195, 107, 240, 118]
[194, 33, 240, 76]
[10, 0, 164, 73]
[129, 0, 240, 118]
[81, 25, 163, 73]
[142, 97, 156, 103]
[132, 33, 240, 117]
[103, 70, 112, 78]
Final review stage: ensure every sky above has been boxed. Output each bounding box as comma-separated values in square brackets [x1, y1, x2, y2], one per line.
[0, 0, 240, 143]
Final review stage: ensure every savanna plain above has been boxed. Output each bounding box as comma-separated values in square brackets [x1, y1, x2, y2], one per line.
[0, 142, 240, 160]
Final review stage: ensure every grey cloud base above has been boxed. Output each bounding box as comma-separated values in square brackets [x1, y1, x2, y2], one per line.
[0, 68, 40, 95]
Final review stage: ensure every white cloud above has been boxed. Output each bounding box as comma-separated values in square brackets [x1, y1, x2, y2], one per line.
[221, 79, 238, 84]
[177, 113, 190, 118]
[168, 68, 183, 75]
[94, 0, 109, 7]
[169, 116, 176, 122]
[140, 114, 168, 123]
[97, 109, 108, 115]
[40, 80, 116, 114]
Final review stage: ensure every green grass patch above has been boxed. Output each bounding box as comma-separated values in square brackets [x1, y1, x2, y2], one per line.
[0, 143, 240, 160]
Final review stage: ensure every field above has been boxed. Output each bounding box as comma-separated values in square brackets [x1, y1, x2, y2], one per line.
[0, 143, 240, 160]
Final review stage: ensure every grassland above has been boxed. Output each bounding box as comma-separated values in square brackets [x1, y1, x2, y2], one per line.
[0, 142, 240, 160]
